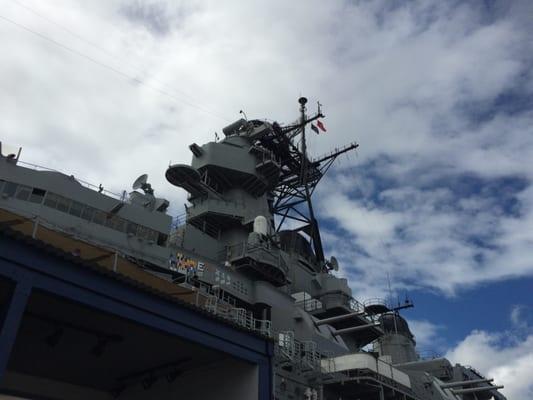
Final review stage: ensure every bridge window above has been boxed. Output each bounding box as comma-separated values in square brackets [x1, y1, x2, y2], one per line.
[92, 210, 106, 225]
[3, 182, 17, 197]
[105, 215, 126, 232]
[157, 233, 168, 246]
[126, 221, 139, 236]
[81, 206, 94, 221]
[56, 195, 70, 212]
[29, 188, 46, 204]
[2, 180, 166, 244]
[44, 193, 59, 208]
[69, 201, 84, 217]
[15, 185, 32, 201]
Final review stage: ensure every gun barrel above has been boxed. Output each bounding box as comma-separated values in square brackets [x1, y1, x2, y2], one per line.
[452, 385, 503, 395]
[441, 378, 494, 388]
[333, 322, 381, 336]
[315, 311, 365, 326]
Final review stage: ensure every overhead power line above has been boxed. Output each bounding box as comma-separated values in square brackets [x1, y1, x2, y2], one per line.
[0, 12, 230, 122]
[11, 0, 211, 111]
[12, 0, 119, 61]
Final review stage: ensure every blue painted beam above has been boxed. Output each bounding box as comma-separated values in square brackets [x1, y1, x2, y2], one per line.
[0, 281, 31, 382]
[258, 359, 274, 400]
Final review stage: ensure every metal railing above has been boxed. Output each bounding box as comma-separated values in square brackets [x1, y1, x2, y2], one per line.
[219, 241, 288, 274]
[294, 297, 323, 312]
[349, 298, 366, 313]
[17, 160, 126, 201]
[417, 349, 442, 360]
[276, 331, 323, 373]
[192, 284, 272, 337]
[363, 298, 388, 308]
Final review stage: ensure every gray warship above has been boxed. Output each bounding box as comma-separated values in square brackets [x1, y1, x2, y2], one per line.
[0, 97, 507, 400]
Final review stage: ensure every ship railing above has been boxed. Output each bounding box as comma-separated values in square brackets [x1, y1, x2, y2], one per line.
[294, 297, 323, 312]
[187, 213, 222, 238]
[417, 349, 441, 360]
[191, 196, 246, 208]
[226, 307, 255, 330]
[186, 197, 246, 221]
[198, 289, 272, 337]
[17, 160, 126, 201]
[301, 340, 321, 370]
[255, 319, 272, 337]
[348, 298, 366, 314]
[172, 212, 188, 229]
[349, 298, 382, 323]
[197, 281, 236, 308]
[242, 243, 288, 274]
[364, 313, 381, 324]
[168, 212, 188, 246]
[363, 297, 388, 308]
[275, 331, 323, 372]
[204, 294, 220, 313]
[167, 228, 184, 247]
[464, 366, 486, 379]
[277, 331, 296, 361]
[219, 241, 288, 275]
[249, 144, 280, 164]
[150, 277, 271, 336]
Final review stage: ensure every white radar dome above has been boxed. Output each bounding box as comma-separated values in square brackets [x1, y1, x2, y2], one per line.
[253, 216, 268, 236]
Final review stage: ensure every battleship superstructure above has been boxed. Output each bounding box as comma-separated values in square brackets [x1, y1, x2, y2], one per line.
[0, 98, 506, 400]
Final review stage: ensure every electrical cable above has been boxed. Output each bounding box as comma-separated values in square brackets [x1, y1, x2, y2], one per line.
[0, 12, 230, 122]
[11, 0, 215, 112]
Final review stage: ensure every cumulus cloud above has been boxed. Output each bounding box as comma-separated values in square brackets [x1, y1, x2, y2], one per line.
[445, 306, 533, 399]
[319, 166, 533, 297]
[446, 331, 533, 399]
[407, 319, 445, 353]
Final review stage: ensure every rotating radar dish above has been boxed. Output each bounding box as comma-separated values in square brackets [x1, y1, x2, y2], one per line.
[132, 174, 148, 190]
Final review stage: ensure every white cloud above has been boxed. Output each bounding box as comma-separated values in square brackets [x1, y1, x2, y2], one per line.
[407, 319, 445, 352]
[445, 305, 533, 399]
[446, 331, 533, 399]
[318, 172, 533, 297]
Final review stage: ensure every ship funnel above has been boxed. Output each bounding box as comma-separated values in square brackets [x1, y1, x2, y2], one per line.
[253, 216, 268, 236]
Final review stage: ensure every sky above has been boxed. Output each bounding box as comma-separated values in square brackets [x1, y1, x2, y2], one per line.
[1, 0, 532, 397]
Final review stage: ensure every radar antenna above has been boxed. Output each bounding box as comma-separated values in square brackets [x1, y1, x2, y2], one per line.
[132, 174, 154, 195]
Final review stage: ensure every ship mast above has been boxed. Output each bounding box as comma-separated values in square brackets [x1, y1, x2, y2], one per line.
[261, 97, 358, 268]
[298, 96, 325, 262]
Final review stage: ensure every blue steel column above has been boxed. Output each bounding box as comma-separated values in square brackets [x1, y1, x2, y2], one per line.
[258, 342, 274, 400]
[0, 281, 31, 382]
